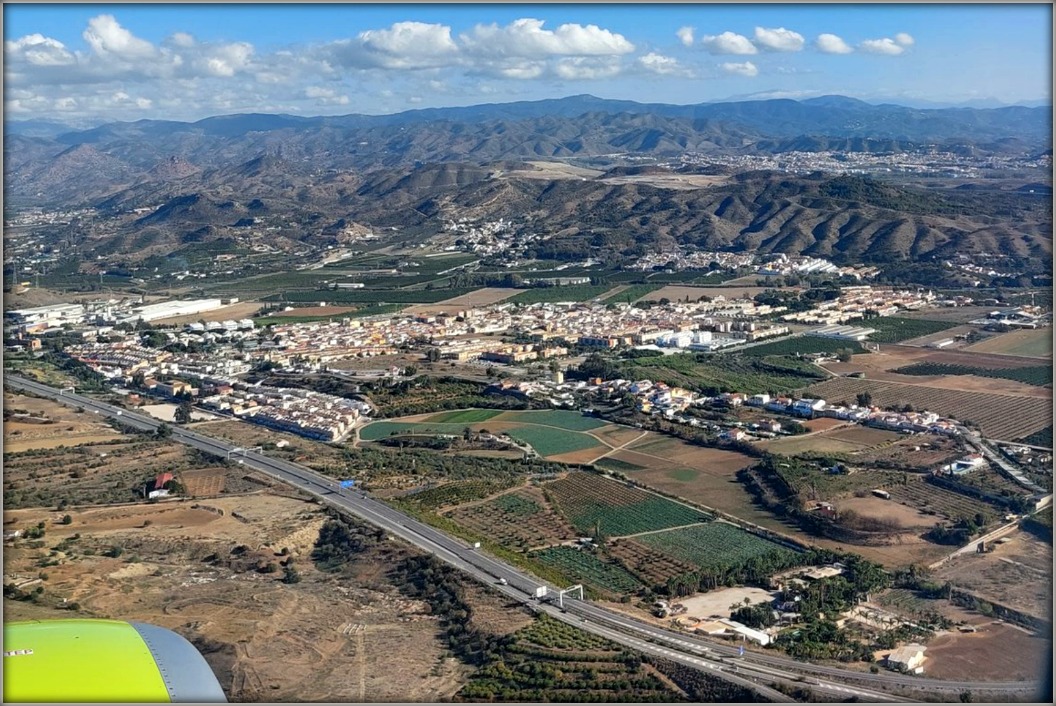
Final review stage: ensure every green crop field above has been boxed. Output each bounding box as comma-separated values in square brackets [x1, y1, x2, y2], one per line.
[359, 421, 466, 441]
[396, 479, 520, 511]
[497, 410, 609, 431]
[893, 362, 1052, 387]
[509, 285, 614, 304]
[255, 304, 405, 326]
[637, 522, 796, 571]
[531, 547, 644, 595]
[504, 425, 603, 457]
[594, 457, 647, 473]
[738, 337, 866, 358]
[423, 409, 505, 424]
[620, 353, 828, 395]
[547, 472, 711, 536]
[600, 284, 663, 304]
[266, 287, 479, 304]
[863, 317, 959, 343]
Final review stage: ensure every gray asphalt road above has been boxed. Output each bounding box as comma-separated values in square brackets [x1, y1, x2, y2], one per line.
[4, 373, 1045, 702]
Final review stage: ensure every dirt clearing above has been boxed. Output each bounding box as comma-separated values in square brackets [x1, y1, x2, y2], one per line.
[150, 301, 264, 326]
[964, 328, 1053, 358]
[638, 286, 794, 302]
[404, 287, 519, 314]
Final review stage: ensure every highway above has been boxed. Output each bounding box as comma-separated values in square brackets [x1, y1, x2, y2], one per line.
[5, 373, 1045, 702]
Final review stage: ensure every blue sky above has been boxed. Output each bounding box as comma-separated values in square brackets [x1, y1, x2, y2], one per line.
[4, 4, 1051, 124]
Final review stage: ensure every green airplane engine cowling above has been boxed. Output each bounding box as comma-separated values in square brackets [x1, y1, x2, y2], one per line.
[3, 619, 227, 703]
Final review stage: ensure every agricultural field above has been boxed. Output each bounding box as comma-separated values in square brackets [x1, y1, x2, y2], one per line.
[529, 546, 644, 595]
[493, 410, 610, 432]
[755, 425, 901, 457]
[508, 285, 614, 304]
[863, 317, 960, 344]
[619, 352, 829, 395]
[443, 487, 577, 551]
[598, 284, 663, 304]
[267, 287, 480, 304]
[403, 287, 520, 314]
[636, 522, 796, 572]
[359, 412, 610, 461]
[964, 327, 1053, 358]
[803, 377, 1053, 440]
[892, 362, 1052, 387]
[421, 409, 504, 424]
[605, 539, 697, 589]
[545, 472, 711, 536]
[883, 477, 998, 524]
[737, 337, 866, 358]
[393, 479, 522, 512]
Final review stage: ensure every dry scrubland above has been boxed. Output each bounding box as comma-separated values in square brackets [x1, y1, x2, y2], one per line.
[1, 494, 521, 703]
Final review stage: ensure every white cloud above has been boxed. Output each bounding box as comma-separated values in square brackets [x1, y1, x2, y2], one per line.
[304, 85, 350, 105]
[554, 56, 623, 80]
[721, 61, 758, 77]
[860, 38, 905, 56]
[168, 32, 195, 48]
[493, 61, 546, 80]
[637, 52, 693, 78]
[753, 26, 804, 52]
[701, 31, 757, 55]
[343, 21, 460, 69]
[5, 33, 75, 66]
[196, 42, 254, 77]
[82, 14, 155, 59]
[815, 33, 853, 55]
[894, 33, 915, 47]
[461, 18, 634, 58]
[676, 26, 695, 47]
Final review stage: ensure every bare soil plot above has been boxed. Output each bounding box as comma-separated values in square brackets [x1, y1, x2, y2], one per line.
[677, 587, 779, 620]
[1, 492, 502, 703]
[824, 426, 903, 446]
[4, 392, 122, 450]
[853, 436, 964, 470]
[923, 622, 1051, 682]
[933, 530, 1052, 621]
[835, 496, 937, 530]
[803, 377, 1052, 440]
[803, 417, 847, 432]
[879, 344, 1048, 370]
[150, 301, 264, 326]
[755, 434, 867, 456]
[181, 468, 227, 497]
[3, 433, 124, 452]
[964, 328, 1053, 358]
[403, 287, 519, 314]
[589, 424, 647, 448]
[638, 286, 792, 302]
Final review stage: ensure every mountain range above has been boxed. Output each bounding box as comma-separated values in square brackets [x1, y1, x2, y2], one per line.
[4, 94, 1051, 268]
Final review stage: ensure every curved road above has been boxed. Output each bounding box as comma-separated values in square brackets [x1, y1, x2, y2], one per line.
[5, 374, 1044, 702]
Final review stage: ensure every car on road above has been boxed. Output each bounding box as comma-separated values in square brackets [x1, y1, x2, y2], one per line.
[497, 578, 508, 586]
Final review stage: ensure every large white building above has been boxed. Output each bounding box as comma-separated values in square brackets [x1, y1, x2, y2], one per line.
[5, 303, 85, 331]
[128, 299, 224, 323]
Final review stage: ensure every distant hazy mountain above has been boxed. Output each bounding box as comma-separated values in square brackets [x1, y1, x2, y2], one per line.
[4, 94, 1050, 268]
